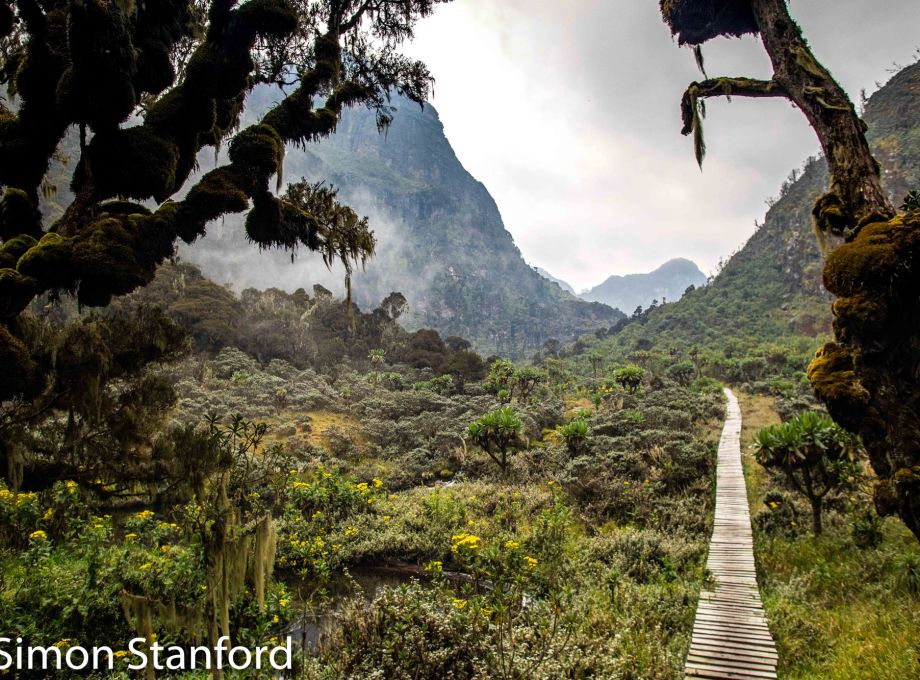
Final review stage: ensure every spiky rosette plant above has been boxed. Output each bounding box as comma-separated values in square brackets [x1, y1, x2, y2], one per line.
[658, 0, 920, 542]
[754, 411, 863, 535]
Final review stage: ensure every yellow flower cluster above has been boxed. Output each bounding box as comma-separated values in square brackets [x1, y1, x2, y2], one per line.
[134, 510, 155, 520]
[28, 529, 47, 541]
[524, 556, 538, 569]
[451, 533, 481, 553]
[504, 540, 520, 550]
[0, 489, 37, 505]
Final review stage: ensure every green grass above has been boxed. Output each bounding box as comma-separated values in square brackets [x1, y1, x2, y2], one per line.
[738, 394, 920, 679]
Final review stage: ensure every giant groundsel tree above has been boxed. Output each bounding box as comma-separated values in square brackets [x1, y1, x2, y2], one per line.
[659, 0, 920, 541]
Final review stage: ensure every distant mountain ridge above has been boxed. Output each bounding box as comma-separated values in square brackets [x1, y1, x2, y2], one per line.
[533, 267, 576, 295]
[184, 90, 622, 358]
[580, 258, 707, 313]
[604, 60, 920, 350]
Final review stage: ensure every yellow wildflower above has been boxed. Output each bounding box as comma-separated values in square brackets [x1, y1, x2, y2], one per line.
[504, 540, 520, 550]
[524, 556, 538, 569]
[138, 562, 153, 571]
[450, 533, 481, 553]
[373, 479, 383, 488]
[279, 599, 288, 608]
[29, 529, 47, 541]
[125, 533, 138, 540]
[114, 651, 128, 659]
[452, 599, 467, 609]
[356, 482, 369, 493]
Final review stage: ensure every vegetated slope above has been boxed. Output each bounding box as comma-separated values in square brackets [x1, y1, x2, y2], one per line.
[580, 258, 707, 314]
[185, 90, 621, 359]
[606, 60, 920, 354]
[534, 266, 577, 295]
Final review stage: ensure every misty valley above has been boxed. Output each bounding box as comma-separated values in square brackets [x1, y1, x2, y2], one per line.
[1, 1, 919, 679]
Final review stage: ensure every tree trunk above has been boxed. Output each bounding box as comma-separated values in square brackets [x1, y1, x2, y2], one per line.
[809, 497, 823, 536]
[750, 0, 893, 233]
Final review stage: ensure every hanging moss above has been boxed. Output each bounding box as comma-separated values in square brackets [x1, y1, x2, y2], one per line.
[0, 235, 38, 269]
[0, 325, 40, 401]
[88, 127, 180, 202]
[812, 192, 853, 236]
[16, 232, 77, 290]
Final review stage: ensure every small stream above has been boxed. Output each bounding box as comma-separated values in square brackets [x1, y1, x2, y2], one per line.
[284, 564, 474, 652]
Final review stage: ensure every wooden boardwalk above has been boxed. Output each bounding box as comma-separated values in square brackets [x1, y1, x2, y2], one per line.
[685, 388, 778, 679]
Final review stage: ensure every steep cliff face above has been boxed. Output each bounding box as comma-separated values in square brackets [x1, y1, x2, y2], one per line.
[580, 258, 707, 313]
[186, 91, 621, 358]
[607, 61, 920, 350]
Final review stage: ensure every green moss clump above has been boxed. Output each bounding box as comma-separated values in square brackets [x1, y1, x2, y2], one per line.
[184, 44, 253, 101]
[56, 66, 137, 131]
[175, 168, 250, 242]
[16, 233, 77, 290]
[831, 294, 887, 346]
[0, 188, 43, 240]
[0, 268, 38, 318]
[807, 342, 869, 431]
[71, 217, 148, 307]
[660, 0, 759, 46]
[245, 194, 319, 249]
[229, 124, 284, 177]
[99, 201, 153, 217]
[0, 234, 38, 269]
[823, 215, 920, 297]
[135, 41, 176, 95]
[88, 127, 180, 202]
[873, 479, 899, 516]
[232, 0, 298, 41]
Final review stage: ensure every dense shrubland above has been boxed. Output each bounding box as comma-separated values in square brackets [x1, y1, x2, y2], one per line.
[0, 268, 727, 678]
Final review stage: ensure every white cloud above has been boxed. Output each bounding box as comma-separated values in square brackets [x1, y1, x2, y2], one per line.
[404, 0, 919, 290]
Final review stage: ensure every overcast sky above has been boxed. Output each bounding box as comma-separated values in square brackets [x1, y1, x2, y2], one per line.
[402, 0, 919, 291]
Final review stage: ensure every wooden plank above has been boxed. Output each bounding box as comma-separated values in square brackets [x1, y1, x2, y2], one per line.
[685, 388, 777, 679]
